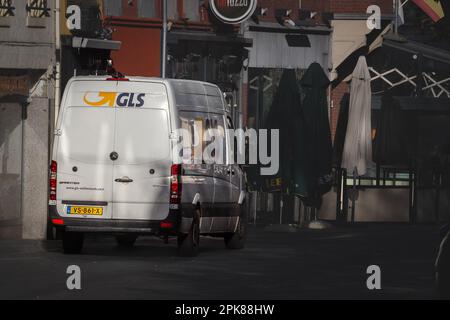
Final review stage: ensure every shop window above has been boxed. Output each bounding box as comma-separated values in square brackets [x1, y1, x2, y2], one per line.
[104, 0, 122, 17]
[248, 68, 305, 130]
[183, 0, 200, 21]
[26, 0, 50, 28]
[0, 0, 14, 17]
[138, 0, 156, 18]
[26, 0, 50, 17]
[66, 0, 102, 37]
[167, 0, 177, 20]
[209, 114, 227, 165]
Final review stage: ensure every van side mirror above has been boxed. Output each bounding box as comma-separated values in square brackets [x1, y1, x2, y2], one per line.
[226, 116, 235, 130]
[227, 117, 242, 165]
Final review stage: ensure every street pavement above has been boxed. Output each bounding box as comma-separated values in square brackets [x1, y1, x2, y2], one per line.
[0, 225, 441, 300]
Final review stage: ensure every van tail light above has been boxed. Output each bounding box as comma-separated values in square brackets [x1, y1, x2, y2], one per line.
[170, 164, 182, 206]
[52, 218, 64, 226]
[161, 165, 182, 232]
[107, 78, 129, 81]
[160, 221, 174, 230]
[49, 161, 57, 204]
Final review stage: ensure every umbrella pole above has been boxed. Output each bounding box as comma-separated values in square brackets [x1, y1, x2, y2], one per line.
[351, 169, 357, 223]
[279, 193, 284, 225]
[253, 191, 258, 225]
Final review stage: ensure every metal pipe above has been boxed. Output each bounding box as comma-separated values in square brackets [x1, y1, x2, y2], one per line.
[394, 0, 399, 35]
[162, 0, 168, 78]
[54, 0, 61, 125]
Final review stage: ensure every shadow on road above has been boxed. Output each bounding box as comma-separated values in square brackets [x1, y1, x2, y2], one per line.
[41, 235, 230, 260]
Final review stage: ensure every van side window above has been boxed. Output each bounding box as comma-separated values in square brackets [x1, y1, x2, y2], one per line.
[179, 112, 207, 164]
[179, 112, 227, 165]
[227, 116, 239, 163]
[209, 114, 227, 165]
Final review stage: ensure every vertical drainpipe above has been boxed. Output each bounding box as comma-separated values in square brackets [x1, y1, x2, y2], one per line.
[54, 0, 61, 125]
[394, 0, 399, 35]
[162, 0, 168, 78]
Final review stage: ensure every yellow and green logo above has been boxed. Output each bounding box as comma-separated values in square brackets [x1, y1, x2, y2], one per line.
[83, 92, 145, 108]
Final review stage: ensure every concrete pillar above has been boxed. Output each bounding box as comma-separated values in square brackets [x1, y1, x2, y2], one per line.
[22, 96, 51, 240]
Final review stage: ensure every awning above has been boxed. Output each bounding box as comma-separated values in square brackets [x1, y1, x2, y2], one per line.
[248, 21, 332, 35]
[72, 37, 122, 51]
[373, 97, 450, 111]
[0, 94, 29, 104]
[393, 97, 450, 112]
[383, 39, 450, 68]
[332, 22, 392, 87]
[0, 44, 53, 70]
[167, 31, 253, 47]
[244, 22, 331, 69]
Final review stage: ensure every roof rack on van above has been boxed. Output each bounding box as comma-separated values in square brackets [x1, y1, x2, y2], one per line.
[106, 68, 128, 81]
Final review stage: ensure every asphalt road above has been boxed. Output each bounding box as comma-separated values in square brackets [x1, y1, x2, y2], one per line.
[0, 225, 441, 300]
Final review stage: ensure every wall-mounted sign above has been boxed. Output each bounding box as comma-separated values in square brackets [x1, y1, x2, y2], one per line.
[209, 0, 258, 24]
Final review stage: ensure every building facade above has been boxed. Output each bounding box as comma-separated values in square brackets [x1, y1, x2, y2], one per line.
[2, 1, 444, 240]
[0, 0, 119, 240]
[103, 0, 252, 127]
[0, 0, 55, 239]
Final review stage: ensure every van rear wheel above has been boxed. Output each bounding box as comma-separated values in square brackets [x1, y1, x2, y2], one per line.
[62, 231, 84, 254]
[178, 213, 200, 257]
[224, 216, 247, 250]
[116, 235, 138, 247]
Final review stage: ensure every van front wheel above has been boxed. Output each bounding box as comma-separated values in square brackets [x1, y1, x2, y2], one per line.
[178, 215, 200, 257]
[62, 231, 84, 254]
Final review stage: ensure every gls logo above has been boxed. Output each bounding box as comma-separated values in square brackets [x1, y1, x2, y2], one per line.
[83, 92, 145, 108]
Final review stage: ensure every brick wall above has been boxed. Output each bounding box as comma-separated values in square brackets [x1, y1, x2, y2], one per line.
[255, 0, 394, 18]
[255, 0, 301, 21]
[331, 81, 350, 142]
[252, 1, 391, 140]
[329, 0, 393, 14]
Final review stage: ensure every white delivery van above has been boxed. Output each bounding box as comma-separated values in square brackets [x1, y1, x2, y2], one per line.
[49, 76, 247, 257]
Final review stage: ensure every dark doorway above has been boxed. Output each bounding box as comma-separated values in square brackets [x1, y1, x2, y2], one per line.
[0, 98, 24, 239]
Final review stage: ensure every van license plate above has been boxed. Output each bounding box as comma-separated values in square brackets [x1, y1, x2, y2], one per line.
[67, 206, 103, 216]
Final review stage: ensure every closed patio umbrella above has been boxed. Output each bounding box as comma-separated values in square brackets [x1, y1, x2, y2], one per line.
[341, 56, 373, 176]
[296, 62, 333, 208]
[265, 69, 302, 193]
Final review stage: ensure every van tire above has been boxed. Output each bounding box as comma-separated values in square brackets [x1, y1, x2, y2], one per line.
[116, 235, 138, 247]
[178, 211, 200, 257]
[224, 215, 247, 250]
[62, 231, 84, 254]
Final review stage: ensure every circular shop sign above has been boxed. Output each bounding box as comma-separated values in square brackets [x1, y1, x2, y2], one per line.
[210, 0, 258, 24]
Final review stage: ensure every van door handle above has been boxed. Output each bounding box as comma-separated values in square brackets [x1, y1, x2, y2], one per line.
[115, 177, 134, 183]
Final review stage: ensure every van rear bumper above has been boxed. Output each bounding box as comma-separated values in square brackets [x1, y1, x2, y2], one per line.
[49, 205, 171, 235]
[64, 220, 161, 234]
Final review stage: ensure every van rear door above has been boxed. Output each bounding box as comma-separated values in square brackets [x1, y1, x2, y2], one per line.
[56, 81, 117, 220]
[111, 82, 171, 221]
